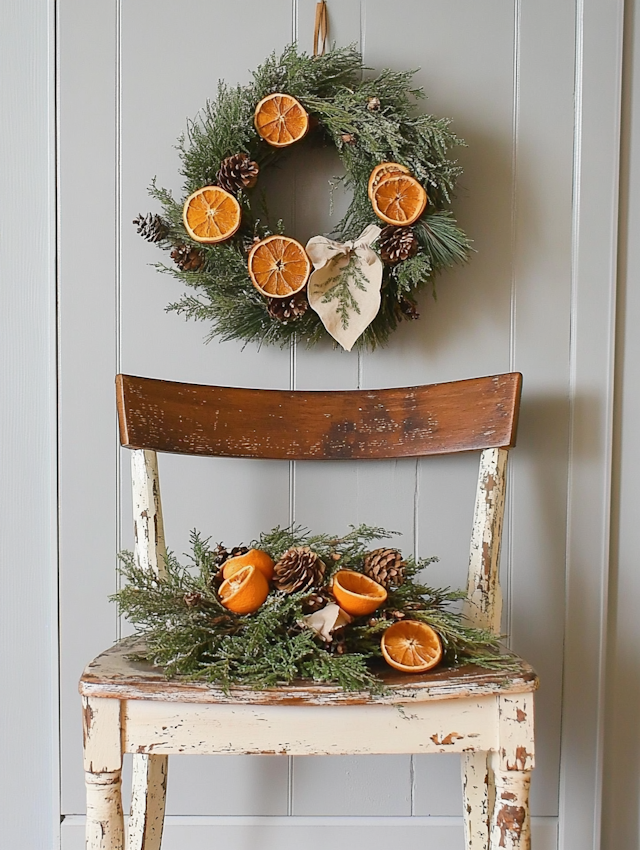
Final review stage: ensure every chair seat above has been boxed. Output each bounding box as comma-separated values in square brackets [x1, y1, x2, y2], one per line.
[79, 635, 538, 706]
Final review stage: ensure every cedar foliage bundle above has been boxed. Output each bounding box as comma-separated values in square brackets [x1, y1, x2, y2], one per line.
[143, 45, 471, 349]
[114, 525, 511, 693]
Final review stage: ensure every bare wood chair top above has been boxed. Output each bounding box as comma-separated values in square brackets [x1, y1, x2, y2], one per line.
[116, 372, 522, 460]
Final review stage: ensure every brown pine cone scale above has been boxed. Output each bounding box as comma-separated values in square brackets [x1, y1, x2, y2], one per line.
[274, 547, 326, 593]
[217, 153, 259, 194]
[133, 213, 169, 243]
[267, 290, 309, 323]
[379, 225, 418, 264]
[363, 548, 406, 589]
[171, 243, 204, 271]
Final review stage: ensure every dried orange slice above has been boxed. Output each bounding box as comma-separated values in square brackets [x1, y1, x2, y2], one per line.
[381, 620, 443, 673]
[254, 93, 310, 148]
[218, 564, 270, 615]
[182, 186, 241, 244]
[222, 548, 275, 582]
[367, 162, 410, 201]
[248, 235, 311, 298]
[332, 570, 387, 617]
[371, 173, 427, 226]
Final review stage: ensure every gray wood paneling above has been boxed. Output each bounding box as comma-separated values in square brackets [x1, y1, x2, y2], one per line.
[0, 0, 58, 847]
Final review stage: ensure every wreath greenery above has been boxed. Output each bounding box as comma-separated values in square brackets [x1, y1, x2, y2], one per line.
[114, 525, 513, 693]
[135, 45, 471, 350]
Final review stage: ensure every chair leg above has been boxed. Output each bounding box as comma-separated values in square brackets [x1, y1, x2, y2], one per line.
[85, 770, 125, 850]
[462, 751, 491, 849]
[128, 754, 168, 850]
[488, 751, 532, 850]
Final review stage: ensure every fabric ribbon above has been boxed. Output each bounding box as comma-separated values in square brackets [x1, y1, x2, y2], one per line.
[305, 224, 383, 351]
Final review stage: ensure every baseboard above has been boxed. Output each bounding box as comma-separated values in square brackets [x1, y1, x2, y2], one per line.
[61, 815, 558, 849]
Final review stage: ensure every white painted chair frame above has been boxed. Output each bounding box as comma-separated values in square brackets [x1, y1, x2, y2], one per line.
[82, 444, 535, 850]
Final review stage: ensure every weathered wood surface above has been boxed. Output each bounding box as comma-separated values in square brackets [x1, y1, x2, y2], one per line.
[116, 372, 522, 460]
[464, 447, 509, 634]
[128, 754, 167, 850]
[83, 697, 124, 850]
[123, 695, 499, 757]
[489, 751, 532, 849]
[131, 449, 167, 579]
[462, 751, 491, 849]
[79, 636, 538, 706]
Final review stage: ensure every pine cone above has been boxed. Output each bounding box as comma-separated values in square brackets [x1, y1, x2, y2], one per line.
[379, 225, 418, 264]
[267, 290, 309, 323]
[217, 153, 259, 194]
[133, 213, 170, 243]
[184, 591, 204, 608]
[399, 297, 420, 321]
[328, 625, 348, 655]
[171, 243, 204, 271]
[367, 97, 381, 111]
[302, 588, 333, 613]
[273, 547, 326, 593]
[341, 133, 356, 145]
[363, 548, 406, 589]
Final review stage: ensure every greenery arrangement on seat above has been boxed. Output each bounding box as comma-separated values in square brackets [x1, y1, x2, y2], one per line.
[134, 44, 471, 351]
[114, 524, 514, 693]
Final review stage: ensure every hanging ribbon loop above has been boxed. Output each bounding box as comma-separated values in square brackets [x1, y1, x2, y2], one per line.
[313, 1, 328, 57]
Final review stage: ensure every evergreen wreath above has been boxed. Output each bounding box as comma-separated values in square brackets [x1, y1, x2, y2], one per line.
[135, 44, 471, 351]
[114, 525, 513, 693]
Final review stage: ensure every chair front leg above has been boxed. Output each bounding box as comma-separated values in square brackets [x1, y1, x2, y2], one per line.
[488, 751, 531, 850]
[128, 754, 168, 850]
[462, 751, 492, 849]
[83, 697, 124, 850]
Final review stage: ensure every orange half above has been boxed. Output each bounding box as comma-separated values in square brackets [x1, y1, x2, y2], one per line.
[182, 186, 241, 244]
[218, 564, 269, 615]
[381, 620, 443, 673]
[371, 173, 427, 226]
[248, 235, 311, 298]
[222, 548, 275, 582]
[367, 162, 410, 201]
[332, 570, 387, 617]
[254, 93, 310, 148]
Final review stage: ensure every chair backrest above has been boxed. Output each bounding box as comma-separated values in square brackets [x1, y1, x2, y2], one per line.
[116, 372, 522, 634]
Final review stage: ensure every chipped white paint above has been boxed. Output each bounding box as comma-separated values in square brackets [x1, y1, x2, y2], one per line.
[464, 448, 508, 634]
[123, 697, 499, 757]
[128, 754, 167, 850]
[462, 751, 491, 849]
[497, 694, 535, 773]
[131, 449, 167, 578]
[83, 697, 124, 850]
[488, 751, 532, 849]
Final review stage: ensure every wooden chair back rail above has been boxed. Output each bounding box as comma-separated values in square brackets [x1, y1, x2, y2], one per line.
[116, 372, 522, 460]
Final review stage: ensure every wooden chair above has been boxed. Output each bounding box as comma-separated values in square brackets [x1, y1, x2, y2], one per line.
[80, 371, 536, 850]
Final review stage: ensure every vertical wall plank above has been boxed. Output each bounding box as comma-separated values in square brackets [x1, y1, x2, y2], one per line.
[0, 0, 58, 847]
[58, 0, 119, 814]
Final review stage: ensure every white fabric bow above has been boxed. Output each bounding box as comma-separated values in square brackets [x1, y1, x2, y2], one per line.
[305, 224, 383, 351]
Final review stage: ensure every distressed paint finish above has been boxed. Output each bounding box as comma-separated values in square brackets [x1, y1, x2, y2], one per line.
[464, 448, 509, 634]
[489, 752, 532, 850]
[80, 636, 538, 706]
[131, 449, 167, 579]
[83, 697, 124, 850]
[462, 751, 491, 849]
[128, 754, 168, 850]
[123, 697, 500, 757]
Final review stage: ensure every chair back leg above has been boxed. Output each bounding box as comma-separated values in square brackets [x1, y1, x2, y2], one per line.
[462, 750, 491, 848]
[128, 754, 168, 850]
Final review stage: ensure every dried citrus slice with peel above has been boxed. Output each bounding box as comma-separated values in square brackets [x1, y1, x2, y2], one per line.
[367, 162, 410, 201]
[254, 93, 310, 148]
[381, 620, 443, 673]
[332, 569, 387, 617]
[218, 564, 270, 615]
[222, 548, 275, 582]
[248, 235, 311, 298]
[183, 186, 241, 244]
[371, 173, 427, 226]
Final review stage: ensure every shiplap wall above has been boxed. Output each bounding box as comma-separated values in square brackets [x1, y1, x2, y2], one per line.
[50, 2, 621, 849]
